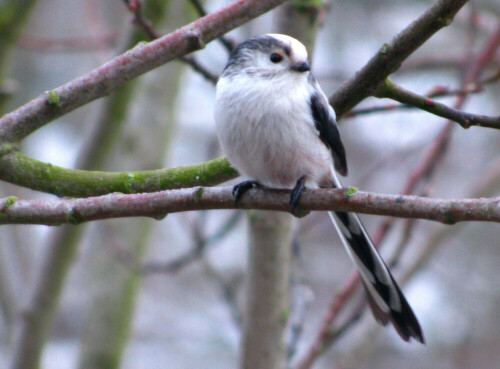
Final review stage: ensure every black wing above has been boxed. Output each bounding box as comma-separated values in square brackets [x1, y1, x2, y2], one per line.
[309, 91, 348, 176]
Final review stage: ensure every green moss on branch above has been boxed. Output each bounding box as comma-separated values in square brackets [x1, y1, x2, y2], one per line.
[0, 151, 238, 197]
[46, 91, 61, 108]
[0, 196, 18, 211]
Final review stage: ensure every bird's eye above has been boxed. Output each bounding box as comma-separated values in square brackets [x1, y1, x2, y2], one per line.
[270, 52, 283, 63]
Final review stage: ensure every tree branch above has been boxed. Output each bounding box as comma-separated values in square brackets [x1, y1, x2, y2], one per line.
[0, 0, 471, 201]
[122, 0, 159, 40]
[376, 79, 500, 129]
[0, 152, 237, 197]
[346, 84, 482, 118]
[299, 19, 500, 367]
[0, 187, 498, 225]
[330, 0, 469, 117]
[187, 0, 235, 52]
[121, 0, 220, 84]
[0, 0, 287, 143]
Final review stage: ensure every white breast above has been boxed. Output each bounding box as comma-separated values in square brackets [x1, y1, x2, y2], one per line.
[215, 72, 333, 188]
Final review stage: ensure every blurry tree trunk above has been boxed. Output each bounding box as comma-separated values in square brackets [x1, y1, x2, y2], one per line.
[240, 2, 325, 369]
[0, 0, 38, 343]
[76, 219, 150, 369]
[76, 62, 183, 369]
[0, 0, 38, 113]
[240, 211, 294, 369]
[9, 51, 138, 369]
[0, 238, 21, 341]
[76, 2, 186, 368]
[8, 1, 172, 368]
[9, 225, 85, 369]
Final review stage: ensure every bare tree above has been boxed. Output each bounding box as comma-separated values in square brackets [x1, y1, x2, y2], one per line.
[1, 0, 499, 368]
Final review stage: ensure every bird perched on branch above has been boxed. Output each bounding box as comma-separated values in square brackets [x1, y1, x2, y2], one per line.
[214, 33, 424, 343]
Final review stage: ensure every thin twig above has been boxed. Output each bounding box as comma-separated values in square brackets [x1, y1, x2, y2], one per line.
[376, 79, 500, 129]
[16, 33, 117, 52]
[188, 0, 234, 52]
[122, 0, 219, 84]
[372, 19, 500, 131]
[480, 65, 500, 84]
[139, 211, 242, 274]
[202, 260, 243, 328]
[178, 55, 219, 83]
[346, 84, 483, 118]
[122, 0, 159, 39]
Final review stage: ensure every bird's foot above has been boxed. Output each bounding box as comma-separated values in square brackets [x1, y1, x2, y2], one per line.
[233, 180, 262, 207]
[290, 175, 307, 217]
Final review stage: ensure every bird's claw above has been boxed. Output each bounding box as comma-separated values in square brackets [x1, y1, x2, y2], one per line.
[233, 180, 261, 207]
[290, 175, 307, 217]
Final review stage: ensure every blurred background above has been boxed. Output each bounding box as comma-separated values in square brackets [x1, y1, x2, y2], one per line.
[0, 0, 499, 368]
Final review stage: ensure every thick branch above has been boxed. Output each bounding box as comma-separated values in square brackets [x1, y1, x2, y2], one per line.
[377, 79, 500, 129]
[0, 0, 287, 143]
[0, 151, 237, 197]
[0, 187, 498, 225]
[330, 0, 468, 117]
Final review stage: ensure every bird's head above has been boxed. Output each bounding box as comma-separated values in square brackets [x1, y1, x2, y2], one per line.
[222, 34, 311, 78]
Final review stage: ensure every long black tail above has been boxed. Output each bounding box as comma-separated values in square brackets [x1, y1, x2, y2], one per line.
[326, 179, 424, 342]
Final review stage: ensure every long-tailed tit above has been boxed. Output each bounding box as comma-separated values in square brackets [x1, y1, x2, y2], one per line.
[214, 34, 424, 343]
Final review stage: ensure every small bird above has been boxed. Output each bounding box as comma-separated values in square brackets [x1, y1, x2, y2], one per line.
[214, 34, 424, 343]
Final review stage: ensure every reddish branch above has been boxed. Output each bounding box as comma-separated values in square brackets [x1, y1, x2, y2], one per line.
[179, 55, 219, 83]
[301, 17, 500, 369]
[346, 84, 483, 118]
[298, 3, 500, 368]
[401, 20, 500, 199]
[0, 187, 499, 225]
[376, 79, 500, 129]
[0, 0, 287, 143]
[17, 34, 117, 52]
[122, 0, 158, 39]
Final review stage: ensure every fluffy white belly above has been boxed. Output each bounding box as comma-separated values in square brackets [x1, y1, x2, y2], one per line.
[215, 77, 333, 188]
[232, 136, 332, 188]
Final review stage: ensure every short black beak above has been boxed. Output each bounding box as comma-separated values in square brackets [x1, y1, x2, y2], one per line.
[293, 62, 310, 72]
